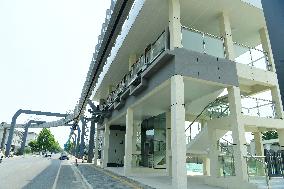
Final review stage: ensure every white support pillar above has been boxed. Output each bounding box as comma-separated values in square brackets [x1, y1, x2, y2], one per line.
[253, 132, 264, 156]
[169, 0, 182, 50]
[259, 27, 276, 72]
[124, 108, 134, 176]
[170, 75, 187, 189]
[203, 157, 210, 176]
[271, 86, 284, 119]
[94, 124, 99, 165]
[228, 86, 248, 181]
[129, 54, 137, 71]
[166, 111, 172, 176]
[208, 126, 219, 177]
[219, 12, 235, 61]
[102, 122, 110, 168]
[277, 129, 284, 148]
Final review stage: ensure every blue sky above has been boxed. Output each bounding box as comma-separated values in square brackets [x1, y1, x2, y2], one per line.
[0, 0, 110, 146]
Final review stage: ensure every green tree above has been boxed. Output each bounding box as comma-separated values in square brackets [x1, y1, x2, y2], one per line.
[36, 128, 61, 152]
[28, 140, 39, 153]
[262, 130, 278, 140]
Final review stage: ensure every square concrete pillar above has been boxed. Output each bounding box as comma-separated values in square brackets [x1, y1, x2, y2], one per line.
[253, 132, 264, 156]
[271, 86, 284, 119]
[129, 54, 137, 71]
[94, 124, 100, 165]
[277, 129, 284, 148]
[219, 12, 235, 61]
[208, 126, 219, 177]
[124, 108, 134, 176]
[259, 27, 276, 72]
[228, 86, 248, 181]
[102, 123, 110, 168]
[166, 111, 172, 176]
[169, 0, 182, 50]
[170, 75, 187, 189]
[203, 157, 210, 176]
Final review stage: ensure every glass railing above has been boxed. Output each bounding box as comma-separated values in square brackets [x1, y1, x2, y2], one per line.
[241, 95, 276, 118]
[217, 138, 236, 177]
[244, 155, 269, 187]
[218, 154, 236, 177]
[101, 31, 167, 111]
[181, 26, 226, 58]
[234, 42, 271, 71]
[186, 122, 202, 144]
[205, 97, 230, 119]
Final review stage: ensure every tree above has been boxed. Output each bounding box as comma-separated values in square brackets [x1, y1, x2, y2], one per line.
[28, 140, 39, 153]
[262, 130, 278, 140]
[36, 128, 61, 153]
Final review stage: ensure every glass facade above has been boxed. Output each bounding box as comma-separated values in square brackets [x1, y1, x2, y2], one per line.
[140, 113, 166, 169]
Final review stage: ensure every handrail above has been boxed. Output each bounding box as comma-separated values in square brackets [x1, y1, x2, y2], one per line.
[244, 149, 270, 187]
[181, 25, 223, 40]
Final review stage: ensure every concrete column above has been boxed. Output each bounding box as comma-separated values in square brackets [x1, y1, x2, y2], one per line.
[253, 132, 264, 156]
[277, 129, 284, 148]
[208, 126, 219, 177]
[80, 118, 86, 158]
[102, 122, 110, 168]
[169, 0, 182, 50]
[87, 121, 96, 163]
[170, 75, 187, 189]
[129, 54, 137, 71]
[124, 108, 134, 176]
[0, 128, 7, 151]
[259, 27, 276, 72]
[203, 157, 210, 176]
[94, 124, 99, 165]
[76, 126, 81, 158]
[166, 111, 172, 176]
[271, 86, 284, 119]
[228, 86, 248, 181]
[219, 12, 235, 61]
[19, 125, 29, 155]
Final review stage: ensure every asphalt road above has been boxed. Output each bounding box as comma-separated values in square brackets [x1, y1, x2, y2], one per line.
[0, 154, 88, 189]
[0, 154, 147, 189]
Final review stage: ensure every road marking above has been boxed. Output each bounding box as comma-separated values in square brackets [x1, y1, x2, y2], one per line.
[52, 161, 62, 189]
[71, 164, 93, 189]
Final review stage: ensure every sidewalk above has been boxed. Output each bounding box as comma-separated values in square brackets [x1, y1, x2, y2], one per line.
[75, 163, 222, 189]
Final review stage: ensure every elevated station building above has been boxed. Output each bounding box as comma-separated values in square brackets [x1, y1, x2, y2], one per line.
[89, 0, 284, 188]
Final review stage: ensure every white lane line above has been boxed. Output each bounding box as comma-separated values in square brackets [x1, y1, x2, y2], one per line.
[52, 161, 62, 189]
[71, 164, 93, 189]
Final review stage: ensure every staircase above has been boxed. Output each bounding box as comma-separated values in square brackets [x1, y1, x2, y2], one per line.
[185, 91, 230, 155]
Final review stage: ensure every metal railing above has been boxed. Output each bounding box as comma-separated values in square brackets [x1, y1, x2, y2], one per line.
[233, 42, 272, 71]
[101, 30, 168, 111]
[181, 26, 226, 58]
[218, 138, 236, 177]
[241, 95, 276, 118]
[244, 154, 270, 188]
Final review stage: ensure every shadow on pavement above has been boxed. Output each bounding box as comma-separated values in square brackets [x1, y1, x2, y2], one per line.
[22, 159, 60, 189]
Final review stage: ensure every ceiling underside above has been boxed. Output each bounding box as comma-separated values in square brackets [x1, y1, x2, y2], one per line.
[109, 77, 225, 125]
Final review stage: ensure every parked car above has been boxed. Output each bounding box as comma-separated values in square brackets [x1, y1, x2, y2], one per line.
[44, 152, 52, 157]
[59, 153, 69, 160]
